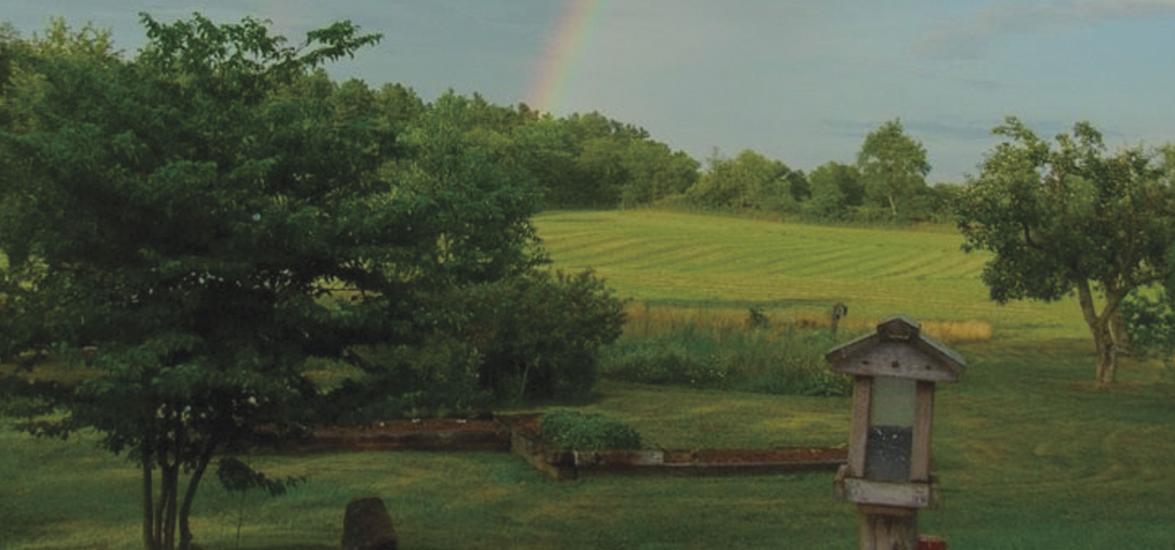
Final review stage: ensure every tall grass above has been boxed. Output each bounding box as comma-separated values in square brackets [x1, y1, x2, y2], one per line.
[791, 311, 992, 344]
[602, 304, 993, 397]
[601, 304, 852, 396]
[622, 303, 992, 343]
[920, 320, 993, 344]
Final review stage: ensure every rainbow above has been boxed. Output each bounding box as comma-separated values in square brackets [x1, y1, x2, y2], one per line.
[527, 0, 603, 114]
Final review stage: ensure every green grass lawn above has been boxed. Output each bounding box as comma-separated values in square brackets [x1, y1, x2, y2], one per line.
[535, 209, 1084, 342]
[5, 343, 1175, 549]
[4, 210, 1174, 548]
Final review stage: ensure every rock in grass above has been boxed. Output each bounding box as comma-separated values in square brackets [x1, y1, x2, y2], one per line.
[342, 497, 397, 550]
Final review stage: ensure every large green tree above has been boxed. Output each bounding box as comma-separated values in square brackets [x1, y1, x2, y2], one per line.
[618, 140, 699, 207]
[513, 110, 697, 209]
[0, 15, 539, 550]
[857, 119, 930, 220]
[805, 161, 864, 218]
[688, 149, 800, 211]
[956, 118, 1175, 385]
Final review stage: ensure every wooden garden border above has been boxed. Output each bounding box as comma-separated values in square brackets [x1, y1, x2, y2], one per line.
[282, 413, 846, 480]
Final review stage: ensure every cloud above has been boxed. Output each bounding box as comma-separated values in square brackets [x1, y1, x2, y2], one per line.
[915, 0, 1175, 60]
[953, 76, 1005, 92]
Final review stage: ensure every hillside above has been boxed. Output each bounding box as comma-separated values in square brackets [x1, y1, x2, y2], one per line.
[536, 210, 1085, 341]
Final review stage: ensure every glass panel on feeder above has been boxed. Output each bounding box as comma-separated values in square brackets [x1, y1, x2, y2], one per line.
[865, 376, 916, 482]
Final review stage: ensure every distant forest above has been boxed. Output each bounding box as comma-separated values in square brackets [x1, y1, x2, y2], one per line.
[363, 85, 956, 223]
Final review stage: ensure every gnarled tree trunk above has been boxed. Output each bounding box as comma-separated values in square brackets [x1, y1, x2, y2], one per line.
[1091, 320, 1117, 385]
[1110, 310, 1131, 355]
[1077, 280, 1123, 386]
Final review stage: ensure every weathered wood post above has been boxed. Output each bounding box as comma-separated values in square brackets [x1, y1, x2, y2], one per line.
[830, 303, 848, 338]
[826, 316, 964, 550]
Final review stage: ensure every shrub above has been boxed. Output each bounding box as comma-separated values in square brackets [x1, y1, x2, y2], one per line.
[746, 306, 770, 329]
[540, 410, 642, 450]
[1122, 289, 1175, 367]
[460, 269, 626, 402]
[600, 339, 727, 386]
[316, 269, 625, 420]
[317, 334, 487, 424]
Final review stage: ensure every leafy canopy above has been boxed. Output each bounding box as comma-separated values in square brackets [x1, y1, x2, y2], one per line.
[956, 117, 1175, 384]
[0, 13, 540, 550]
[857, 119, 930, 219]
[958, 118, 1174, 304]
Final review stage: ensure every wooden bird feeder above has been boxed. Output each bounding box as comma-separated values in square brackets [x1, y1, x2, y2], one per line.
[826, 316, 964, 549]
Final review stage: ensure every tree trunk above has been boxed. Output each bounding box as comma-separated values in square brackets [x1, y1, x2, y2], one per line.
[142, 453, 156, 550]
[154, 467, 170, 548]
[887, 194, 897, 220]
[1092, 320, 1116, 386]
[164, 415, 188, 550]
[1110, 309, 1131, 355]
[162, 463, 179, 550]
[153, 428, 170, 549]
[1077, 280, 1119, 386]
[178, 442, 217, 550]
[518, 361, 532, 403]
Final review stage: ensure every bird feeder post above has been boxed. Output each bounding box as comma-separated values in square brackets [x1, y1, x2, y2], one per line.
[858, 505, 917, 549]
[826, 316, 965, 550]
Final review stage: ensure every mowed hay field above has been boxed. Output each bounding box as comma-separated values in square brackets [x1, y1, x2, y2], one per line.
[535, 210, 1083, 342]
[5, 210, 1175, 549]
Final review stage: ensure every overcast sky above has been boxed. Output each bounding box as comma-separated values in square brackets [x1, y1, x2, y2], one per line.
[6, 0, 1175, 181]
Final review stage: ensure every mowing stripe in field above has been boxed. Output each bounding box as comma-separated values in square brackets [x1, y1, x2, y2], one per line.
[535, 210, 1086, 341]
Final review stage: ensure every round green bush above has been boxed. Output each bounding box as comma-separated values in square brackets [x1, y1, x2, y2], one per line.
[540, 410, 642, 451]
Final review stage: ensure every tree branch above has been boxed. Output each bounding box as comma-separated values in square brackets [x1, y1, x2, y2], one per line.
[1021, 221, 1042, 250]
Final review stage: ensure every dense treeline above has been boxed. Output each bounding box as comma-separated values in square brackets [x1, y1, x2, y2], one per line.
[331, 79, 955, 222]
[343, 86, 703, 210]
[404, 99, 959, 221]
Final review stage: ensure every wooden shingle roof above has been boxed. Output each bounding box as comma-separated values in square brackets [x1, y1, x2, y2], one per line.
[825, 316, 966, 382]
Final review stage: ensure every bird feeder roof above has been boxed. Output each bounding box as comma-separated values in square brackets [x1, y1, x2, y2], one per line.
[825, 315, 966, 382]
